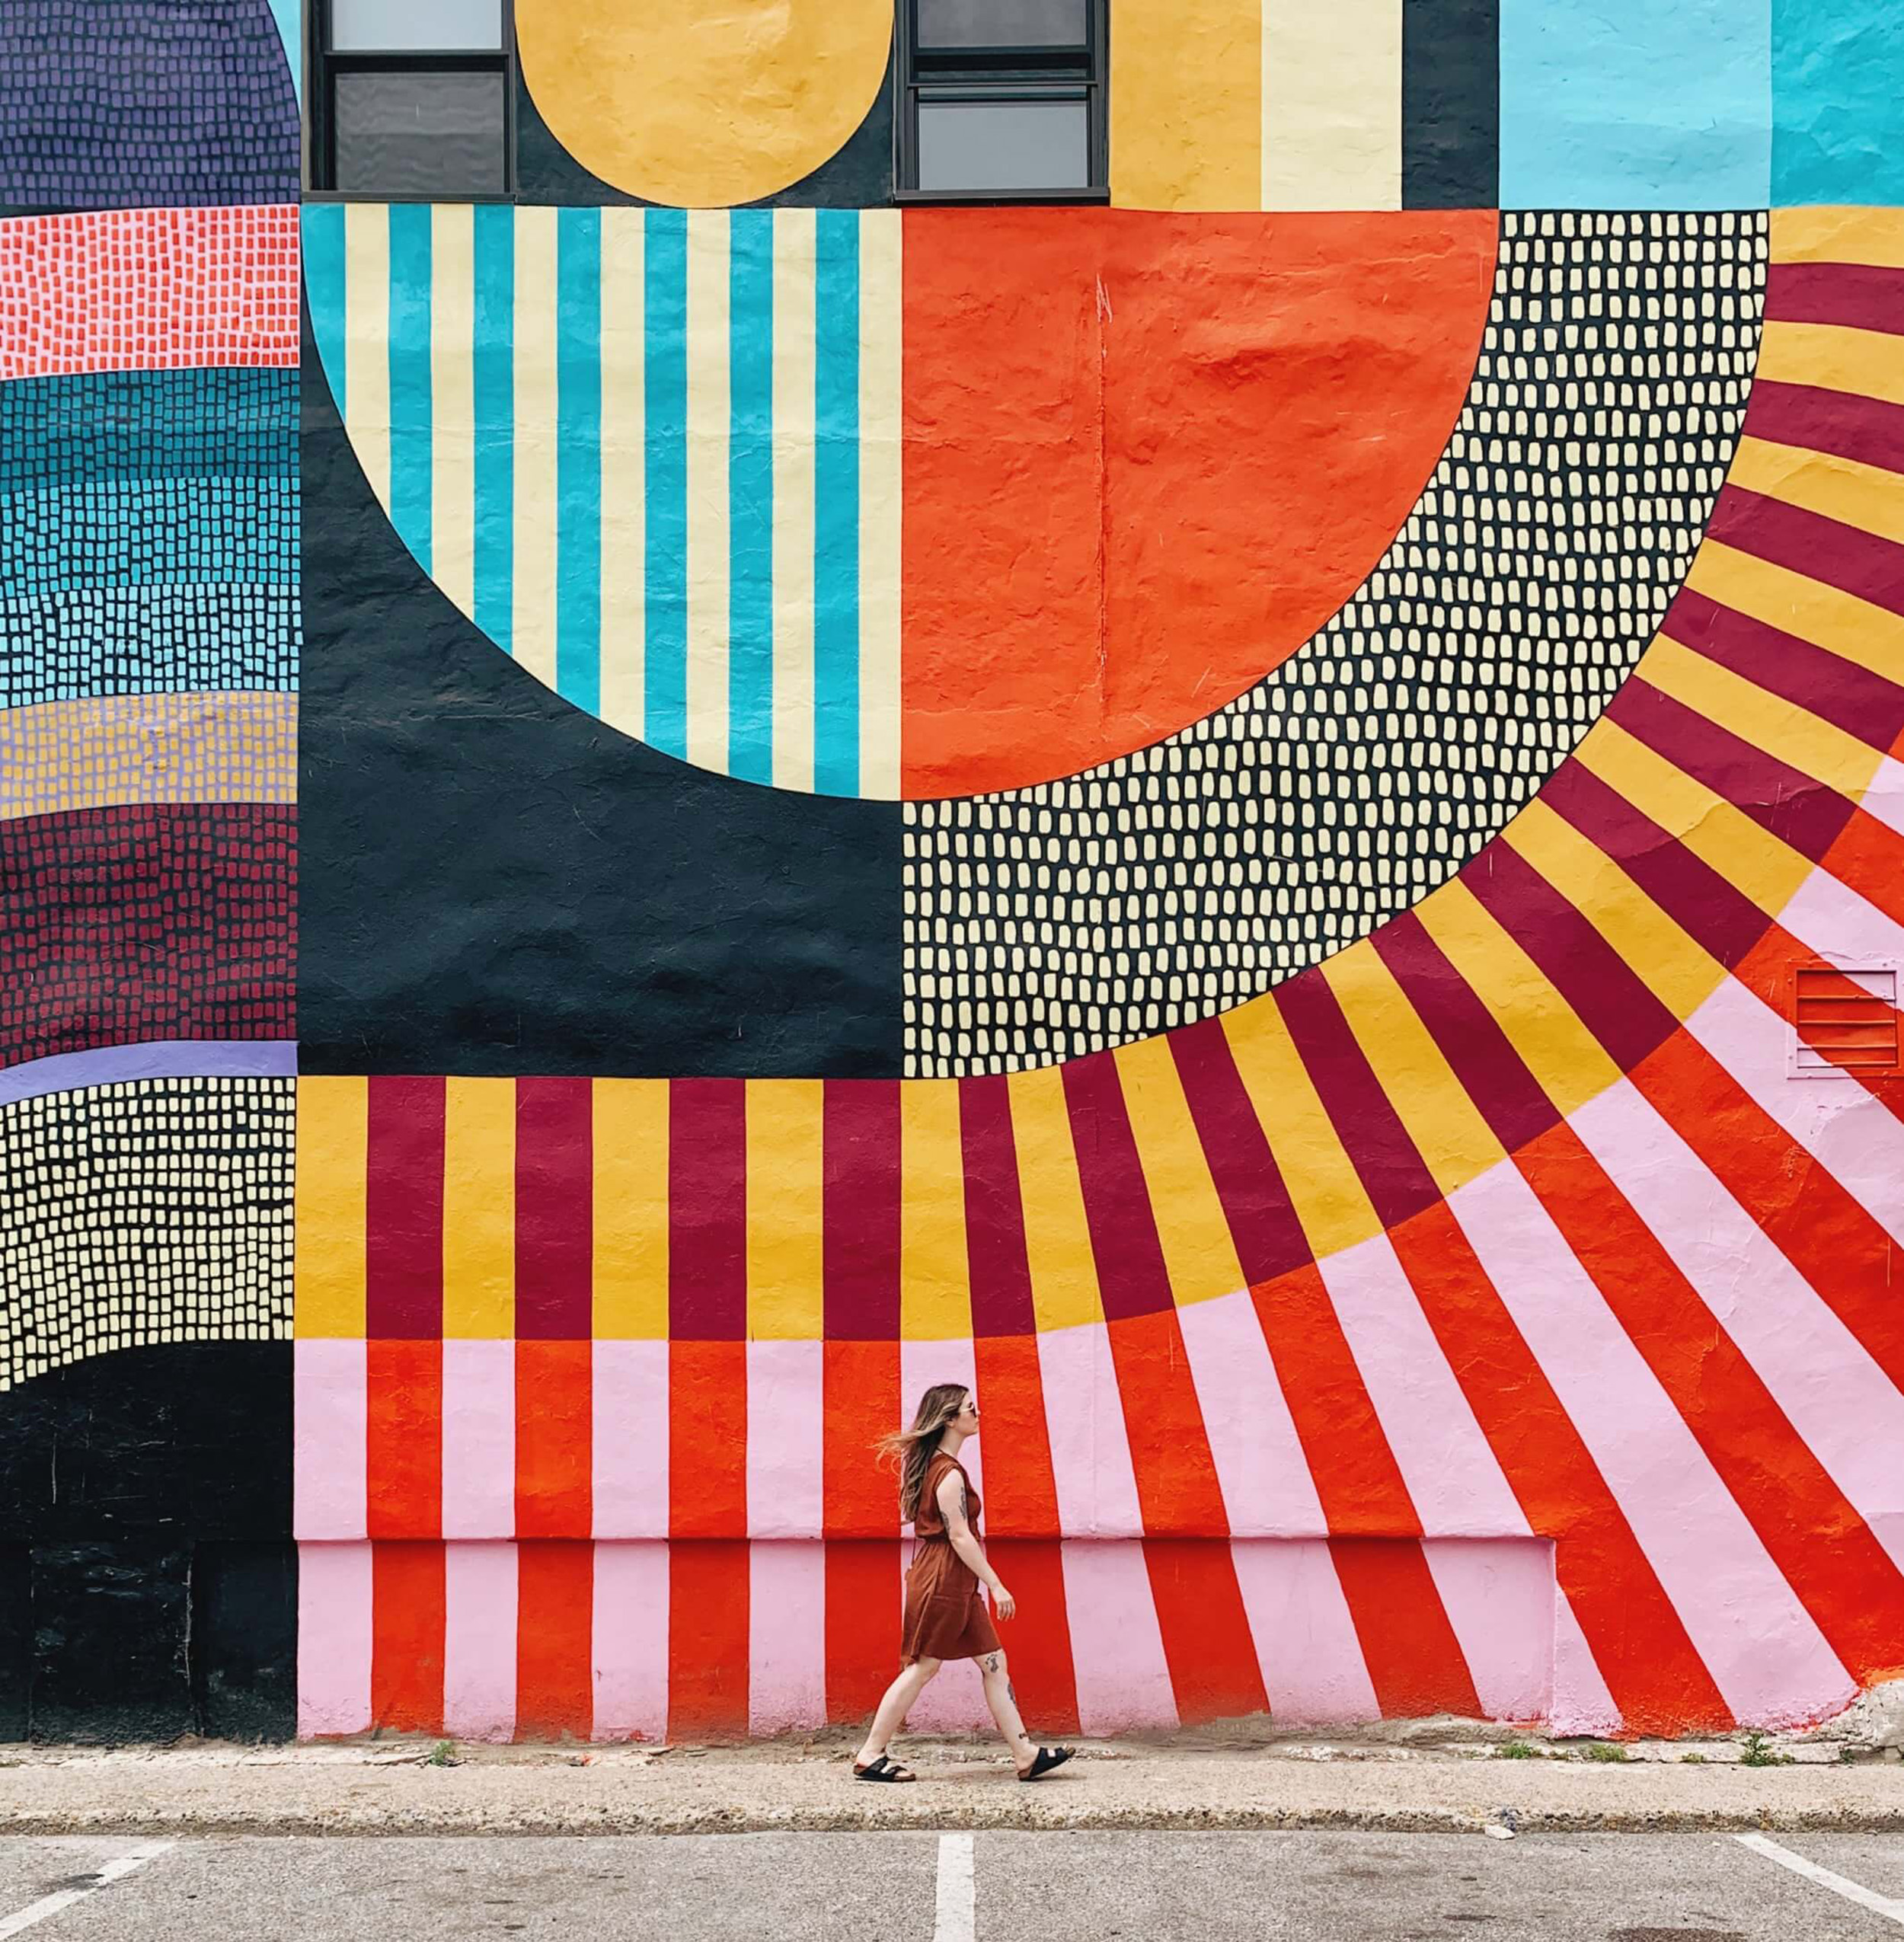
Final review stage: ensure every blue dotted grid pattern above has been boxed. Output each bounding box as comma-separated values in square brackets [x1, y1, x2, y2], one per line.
[1, 370, 299, 706]
[0, 1, 299, 212]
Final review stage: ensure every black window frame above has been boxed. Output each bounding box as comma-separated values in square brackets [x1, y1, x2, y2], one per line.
[894, 0, 1110, 205]
[304, 0, 518, 202]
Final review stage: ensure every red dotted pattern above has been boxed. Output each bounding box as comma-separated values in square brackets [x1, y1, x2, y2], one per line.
[0, 206, 301, 379]
[0, 803, 296, 1069]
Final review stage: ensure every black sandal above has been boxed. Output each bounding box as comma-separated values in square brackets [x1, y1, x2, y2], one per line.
[1017, 1745, 1075, 1782]
[852, 1754, 917, 1783]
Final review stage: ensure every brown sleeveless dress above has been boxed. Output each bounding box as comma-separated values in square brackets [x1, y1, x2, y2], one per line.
[900, 1452, 1002, 1665]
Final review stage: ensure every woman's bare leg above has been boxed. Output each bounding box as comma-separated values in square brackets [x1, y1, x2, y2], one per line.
[976, 1650, 1037, 1771]
[855, 1658, 941, 1769]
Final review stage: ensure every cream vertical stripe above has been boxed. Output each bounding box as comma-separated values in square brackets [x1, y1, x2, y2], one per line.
[857, 211, 904, 801]
[772, 207, 819, 794]
[343, 204, 391, 512]
[1260, 0, 1403, 210]
[512, 206, 560, 685]
[430, 204, 476, 617]
[598, 209, 647, 739]
[685, 209, 731, 778]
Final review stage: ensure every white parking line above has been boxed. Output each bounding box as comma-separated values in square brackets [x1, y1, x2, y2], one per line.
[1734, 1832, 1904, 1927]
[0, 1841, 175, 1938]
[934, 1831, 976, 1942]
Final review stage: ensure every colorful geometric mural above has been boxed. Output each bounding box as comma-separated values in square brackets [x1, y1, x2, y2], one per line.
[289, 269, 1904, 1723]
[4, 0, 1903, 1751]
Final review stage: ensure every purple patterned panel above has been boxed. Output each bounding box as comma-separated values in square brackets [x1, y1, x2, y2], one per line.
[0, 1, 299, 211]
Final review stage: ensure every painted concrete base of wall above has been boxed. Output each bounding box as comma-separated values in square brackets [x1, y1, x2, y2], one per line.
[297, 1536, 1601, 1742]
[2, 1541, 297, 1745]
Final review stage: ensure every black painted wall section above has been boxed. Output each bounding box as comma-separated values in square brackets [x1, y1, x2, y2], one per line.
[1402, 0, 1500, 209]
[513, 49, 897, 208]
[191, 1542, 299, 1742]
[298, 314, 905, 1078]
[0, 1548, 27, 1742]
[0, 1345, 291, 1543]
[0, 1344, 295, 1742]
[30, 1541, 195, 1743]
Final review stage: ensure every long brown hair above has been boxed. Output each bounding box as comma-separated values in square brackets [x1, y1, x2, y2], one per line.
[874, 1383, 969, 1525]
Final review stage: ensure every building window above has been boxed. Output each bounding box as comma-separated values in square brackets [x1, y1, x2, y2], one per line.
[308, 0, 513, 198]
[896, 0, 1108, 202]
[1791, 965, 1900, 1076]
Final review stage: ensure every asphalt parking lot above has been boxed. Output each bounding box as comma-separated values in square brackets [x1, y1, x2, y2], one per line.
[2, 1830, 1902, 1940]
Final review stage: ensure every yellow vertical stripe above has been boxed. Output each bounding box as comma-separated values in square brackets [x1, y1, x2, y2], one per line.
[1573, 717, 1821, 924]
[294, 1076, 367, 1338]
[1755, 321, 1904, 409]
[1007, 1065, 1101, 1333]
[1639, 633, 1886, 803]
[593, 1080, 670, 1338]
[1727, 436, 1904, 548]
[512, 206, 560, 685]
[900, 1082, 971, 1340]
[342, 205, 391, 512]
[1685, 540, 1904, 687]
[1410, 871, 1619, 1121]
[598, 209, 647, 739]
[685, 208, 730, 778]
[440, 1077, 516, 1338]
[430, 203, 476, 617]
[1112, 1033, 1245, 1306]
[1262, 0, 1401, 211]
[772, 208, 818, 794]
[1221, 999, 1377, 1258]
[1321, 939, 1504, 1200]
[745, 1079, 824, 1340]
[1772, 206, 1904, 268]
[857, 211, 903, 801]
[1110, 0, 1261, 211]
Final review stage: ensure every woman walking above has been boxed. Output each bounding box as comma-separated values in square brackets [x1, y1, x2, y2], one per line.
[851, 1384, 1076, 1784]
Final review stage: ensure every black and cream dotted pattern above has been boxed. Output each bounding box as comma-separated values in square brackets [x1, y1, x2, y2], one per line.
[0, 1078, 292, 1392]
[904, 211, 1768, 1078]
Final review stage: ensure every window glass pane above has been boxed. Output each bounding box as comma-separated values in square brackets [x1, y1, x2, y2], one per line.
[331, 0, 503, 51]
[916, 0, 1087, 47]
[916, 98, 1089, 190]
[333, 70, 507, 195]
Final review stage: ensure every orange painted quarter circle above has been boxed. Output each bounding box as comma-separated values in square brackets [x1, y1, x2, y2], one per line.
[515, 0, 893, 208]
[900, 209, 1498, 799]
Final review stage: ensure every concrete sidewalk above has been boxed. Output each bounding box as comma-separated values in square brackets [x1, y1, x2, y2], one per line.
[5, 1730, 1903, 1838]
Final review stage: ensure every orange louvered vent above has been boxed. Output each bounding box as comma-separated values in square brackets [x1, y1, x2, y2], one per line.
[1794, 966, 1900, 1075]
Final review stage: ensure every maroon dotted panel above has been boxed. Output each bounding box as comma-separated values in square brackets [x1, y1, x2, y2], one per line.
[0, 803, 295, 1068]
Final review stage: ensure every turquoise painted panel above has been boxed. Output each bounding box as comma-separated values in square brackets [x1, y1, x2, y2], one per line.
[1500, 0, 1771, 209]
[269, 0, 302, 101]
[1773, 0, 1904, 206]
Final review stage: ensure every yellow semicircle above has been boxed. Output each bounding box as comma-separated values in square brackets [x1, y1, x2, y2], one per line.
[516, 0, 893, 208]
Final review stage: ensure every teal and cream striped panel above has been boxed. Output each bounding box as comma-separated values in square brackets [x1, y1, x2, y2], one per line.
[302, 204, 902, 798]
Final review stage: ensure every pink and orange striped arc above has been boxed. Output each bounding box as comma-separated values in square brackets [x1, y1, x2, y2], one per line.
[294, 207, 1904, 1745]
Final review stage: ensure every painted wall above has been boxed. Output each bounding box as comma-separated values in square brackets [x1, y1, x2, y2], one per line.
[2, 0, 1902, 1743]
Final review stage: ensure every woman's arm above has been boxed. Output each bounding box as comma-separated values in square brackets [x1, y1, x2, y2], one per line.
[936, 1469, 1013, 1615]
